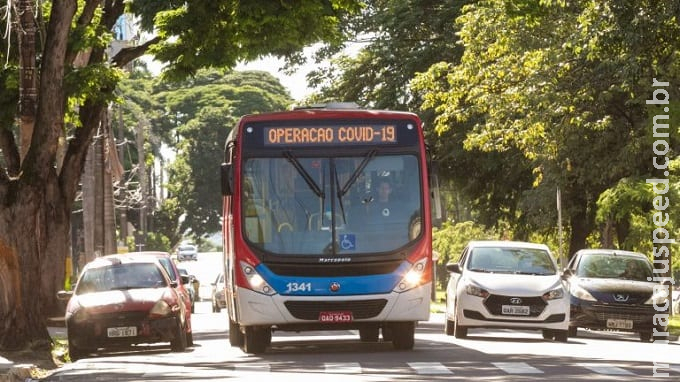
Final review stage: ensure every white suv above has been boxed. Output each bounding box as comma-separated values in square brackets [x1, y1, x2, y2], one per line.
[177, 244, 198, 261]
[445, 240, 569, 341]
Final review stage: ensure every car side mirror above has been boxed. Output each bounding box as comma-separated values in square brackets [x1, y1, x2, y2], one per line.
[180, 275, 191, 285]
[446, 262, 462, 273]
[57, 290, 73, 301]
[561, 268, 572, 280]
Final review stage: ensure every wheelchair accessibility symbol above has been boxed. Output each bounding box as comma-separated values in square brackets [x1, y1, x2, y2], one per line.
[339, 234, 356, 250]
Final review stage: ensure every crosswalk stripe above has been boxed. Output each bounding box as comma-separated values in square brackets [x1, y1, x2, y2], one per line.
[409, 362, 453, 375]
[325, 362, 362, 374]
[234, 363, 271, 373]
[576, 363, 635, 375]
[493, 362, 544, 374]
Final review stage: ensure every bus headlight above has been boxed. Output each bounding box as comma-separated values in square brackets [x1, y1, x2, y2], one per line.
[240, 261, 276, 296]
[393, 257, 428, 293]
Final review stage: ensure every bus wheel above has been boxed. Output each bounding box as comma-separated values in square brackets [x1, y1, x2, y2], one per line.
[243, 326, 269, 354]
[381, 326, 393, 341]
[391, 322, 415, 350]
[359, 327, 379, 342]
[229, 319, 244, 347]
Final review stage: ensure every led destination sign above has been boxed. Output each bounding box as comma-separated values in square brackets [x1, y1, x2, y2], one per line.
[264, 124, 398, 146]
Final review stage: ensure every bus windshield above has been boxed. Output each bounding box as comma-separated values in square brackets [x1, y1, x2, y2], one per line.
[241, 153, 423, 256]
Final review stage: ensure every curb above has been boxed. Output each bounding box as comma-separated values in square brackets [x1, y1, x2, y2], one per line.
[0, 363, 38, 382]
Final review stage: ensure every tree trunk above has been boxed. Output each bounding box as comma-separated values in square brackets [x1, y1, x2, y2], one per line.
[0, 176, 70, 349]
[17, 0, 38, 162]
[567, 202, 591, 261]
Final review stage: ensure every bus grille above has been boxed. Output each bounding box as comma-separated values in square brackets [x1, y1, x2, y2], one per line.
[284, 299, 388, 320]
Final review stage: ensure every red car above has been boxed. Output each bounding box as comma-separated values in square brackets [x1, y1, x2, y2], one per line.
[60, 254, 190, 361]
[127, 251, 194, 344]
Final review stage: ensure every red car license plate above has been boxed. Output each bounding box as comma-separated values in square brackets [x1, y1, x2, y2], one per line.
[319, 311, 353, 323]
[107, 326, 137, 337]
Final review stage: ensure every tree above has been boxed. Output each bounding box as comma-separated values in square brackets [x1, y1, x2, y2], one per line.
[414, 0, 680, 256]
[161, 70, 293, 240]
[0, 0, 361, 352]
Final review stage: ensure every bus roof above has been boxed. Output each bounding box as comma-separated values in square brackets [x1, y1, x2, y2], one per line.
[237, 107, 420, 124]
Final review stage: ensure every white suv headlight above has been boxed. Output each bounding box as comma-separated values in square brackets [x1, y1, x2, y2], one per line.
[543, 287, 565, 301]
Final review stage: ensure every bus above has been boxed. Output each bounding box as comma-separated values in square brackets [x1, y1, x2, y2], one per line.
[220, 103, 438, 353]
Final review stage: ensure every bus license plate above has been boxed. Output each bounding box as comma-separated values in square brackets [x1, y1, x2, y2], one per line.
[501, 305, 530, 315]
[107, 326, 137, 338]
[319, 311, 353, 323]
[606, 319, 633, 330]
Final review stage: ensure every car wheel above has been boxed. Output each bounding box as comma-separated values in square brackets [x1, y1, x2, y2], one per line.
[391, 322, 415, 350]
[453, 320, 468, 338]
[170, 320, 188, 352]
[68, 339, 87, 362]
[359, 327, 379, 342]
[445, 319, 454, 336]
[639, 331, 652, 342]
[542, 330, 554, 340]
[568, 326, 577, 337]
[553, 330, 568, 342]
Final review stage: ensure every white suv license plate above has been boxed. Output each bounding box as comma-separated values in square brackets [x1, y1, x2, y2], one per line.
[606, 318, 633, 330]
[501, 305, 530, 315]
[107, 326, 138, 338]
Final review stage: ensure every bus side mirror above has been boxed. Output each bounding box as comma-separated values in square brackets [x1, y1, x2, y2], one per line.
[221, 163, 233, 196]
[428, 160, 445, 228]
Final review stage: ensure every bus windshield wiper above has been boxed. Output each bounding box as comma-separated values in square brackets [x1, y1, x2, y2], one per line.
[338, 149, 377, 198]
[332, 162, 347, 225]
[284, 151, 323, 198]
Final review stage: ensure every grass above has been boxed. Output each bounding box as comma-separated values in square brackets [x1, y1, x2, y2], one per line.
[430, 289, 446, 313]
[669, 315, 680, 336]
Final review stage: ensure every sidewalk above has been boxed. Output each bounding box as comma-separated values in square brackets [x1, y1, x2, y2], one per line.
[0, 317, 66, 381]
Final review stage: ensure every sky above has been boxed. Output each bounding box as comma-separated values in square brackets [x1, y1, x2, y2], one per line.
[236, 55, 317, 101]
[144, 55, 316, 101]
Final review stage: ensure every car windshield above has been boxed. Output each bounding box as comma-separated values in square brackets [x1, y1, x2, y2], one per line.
[157, 257, 179, 281]
[467, 247, 556, 275]
[75, 263, 166, 295]
[575, 254, 653, 281]
[179, 245, 195, 251]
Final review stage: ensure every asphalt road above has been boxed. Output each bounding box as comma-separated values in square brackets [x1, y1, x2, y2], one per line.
[31, 252, 680, 381]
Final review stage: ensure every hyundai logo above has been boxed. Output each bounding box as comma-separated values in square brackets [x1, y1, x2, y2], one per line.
[613, 293, 629, 302]
[510, 297, 522, 305]
[329, 282, 341, 292]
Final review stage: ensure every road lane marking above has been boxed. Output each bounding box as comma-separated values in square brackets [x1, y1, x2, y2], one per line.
[493, 362, 544, 374]
[234, 363, 271, 373]
[409, 362, 453, 374]
[576, 363, 635, 375]
[325, 362, 362, 373]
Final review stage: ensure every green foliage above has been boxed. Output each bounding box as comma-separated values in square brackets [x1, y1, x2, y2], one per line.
[414, 0, 680, 254]
[432, 221, 499, 289]
[118, 69, 293, 243]
[126, 231, 171, 252]
[129, 1, 363, 81]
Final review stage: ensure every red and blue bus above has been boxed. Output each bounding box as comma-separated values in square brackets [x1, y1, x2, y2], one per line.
[220, 103, 438, 353]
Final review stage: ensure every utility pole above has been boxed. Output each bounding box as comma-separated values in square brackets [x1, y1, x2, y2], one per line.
[136, 118, 147, 250]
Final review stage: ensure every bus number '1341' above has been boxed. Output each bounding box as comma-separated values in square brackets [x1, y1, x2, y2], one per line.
[285, 282, 312, 293]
